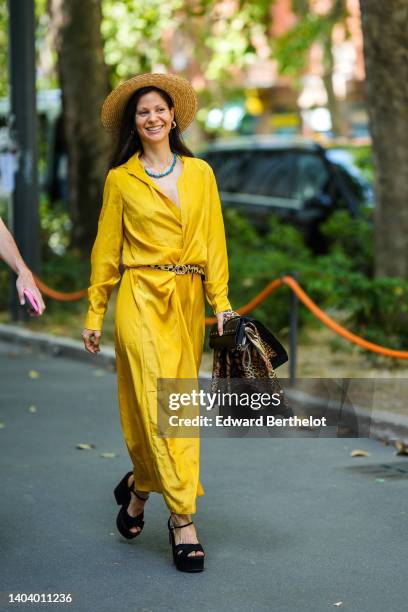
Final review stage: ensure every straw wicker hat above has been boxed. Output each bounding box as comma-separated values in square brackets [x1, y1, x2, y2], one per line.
[101, 73, 198, 134]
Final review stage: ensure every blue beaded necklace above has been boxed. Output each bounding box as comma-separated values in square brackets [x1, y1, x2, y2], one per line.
[143, 152, 177, 178]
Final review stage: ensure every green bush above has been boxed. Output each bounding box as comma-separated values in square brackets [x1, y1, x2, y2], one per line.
[333, 274, 408, 354]
[223, 209, 315, 337]
[38, 197, 90, 314]
[349, 145, 374, 184]
[223, 207, 408, 356]
[319, 206, 374, 276]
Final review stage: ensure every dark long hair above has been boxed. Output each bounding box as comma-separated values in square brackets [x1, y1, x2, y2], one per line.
[109, 86, 195, 168]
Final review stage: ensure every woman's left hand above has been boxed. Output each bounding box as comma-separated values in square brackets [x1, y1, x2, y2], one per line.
[216, 310, 237, 336]
[216, 312, 225, 336]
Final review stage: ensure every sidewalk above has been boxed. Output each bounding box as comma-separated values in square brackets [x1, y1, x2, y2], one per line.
[0, 337, 408, 611]
[1, 322, 407, 444]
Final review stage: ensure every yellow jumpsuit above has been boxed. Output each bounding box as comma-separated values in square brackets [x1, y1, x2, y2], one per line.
[85, 151, 231, 514]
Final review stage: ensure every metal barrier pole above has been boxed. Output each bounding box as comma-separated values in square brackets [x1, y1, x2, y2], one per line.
[289, 271, 299, 385]
[8, 0, 40, 321]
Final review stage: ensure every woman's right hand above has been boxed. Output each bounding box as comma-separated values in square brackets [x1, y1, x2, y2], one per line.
[82, 328, 102, 354]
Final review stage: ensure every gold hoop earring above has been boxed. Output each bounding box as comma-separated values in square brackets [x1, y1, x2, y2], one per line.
[172, 121, 177, 129]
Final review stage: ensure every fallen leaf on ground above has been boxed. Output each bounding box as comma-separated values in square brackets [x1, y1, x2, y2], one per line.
[350, 449, 371, 457]
[100, 452, 118, 459]
[0, 422, 5, 429]
[93, 369, 106, 377]
[28, 405, 37, 413]
[395, 441, 408, 456]
[28, 370, 40, 379]
[76, 443, 96, 450]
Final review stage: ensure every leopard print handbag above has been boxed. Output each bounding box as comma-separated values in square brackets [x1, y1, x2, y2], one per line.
[210, 310, 292, 416]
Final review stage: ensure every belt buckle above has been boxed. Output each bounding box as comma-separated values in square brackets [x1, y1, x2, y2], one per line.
[175, 264, 187, 274]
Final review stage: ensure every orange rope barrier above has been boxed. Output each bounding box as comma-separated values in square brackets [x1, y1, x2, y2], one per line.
[33, 272, 408, 359]
[204, 277, 283, 325]
[206, 275, 408, 360]
[33, 275, 88, 302]
[280, 275, 408, 360]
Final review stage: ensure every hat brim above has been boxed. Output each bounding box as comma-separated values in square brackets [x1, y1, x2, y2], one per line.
[101, 73, 198, 134]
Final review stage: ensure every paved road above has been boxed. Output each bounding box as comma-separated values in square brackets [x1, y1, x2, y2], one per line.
[0, 340, 407, 612]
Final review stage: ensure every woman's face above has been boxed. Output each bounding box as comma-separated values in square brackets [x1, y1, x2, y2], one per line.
[134, 91, 175, 145]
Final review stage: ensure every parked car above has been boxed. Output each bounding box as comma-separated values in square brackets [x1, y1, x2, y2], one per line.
[198, 137, 373, 252]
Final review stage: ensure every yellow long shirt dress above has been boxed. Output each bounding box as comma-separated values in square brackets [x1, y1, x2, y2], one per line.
[85, 151, 232, 514]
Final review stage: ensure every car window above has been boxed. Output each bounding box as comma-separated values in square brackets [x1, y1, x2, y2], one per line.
[331, 164, 370, 209]
[202, 152, 223, 173]
[235, 151, 295, 198]
[293, 153, 329, 200]
[205, 151, 249, 192]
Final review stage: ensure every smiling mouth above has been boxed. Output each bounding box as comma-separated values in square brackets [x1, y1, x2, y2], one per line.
[145, 125, 164, 133]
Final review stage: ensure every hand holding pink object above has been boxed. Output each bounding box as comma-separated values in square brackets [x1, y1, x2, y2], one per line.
[23, 288, 41, 317]
[0, 218, 45, 315]
[16, 269, 45, 315]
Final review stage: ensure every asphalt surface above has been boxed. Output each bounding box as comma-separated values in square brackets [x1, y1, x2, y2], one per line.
[0, 339, 407, 612]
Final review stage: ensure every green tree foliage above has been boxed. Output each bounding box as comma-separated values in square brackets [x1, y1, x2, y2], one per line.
[273, 12, 327, 79]
[101, 0, 272, 91]
[0, 0, 56, 97]
[191, 0, 271, 82]
[101, 0, 183, 81]
[274, 0, 348, 75]
[1, 1, 273, 100]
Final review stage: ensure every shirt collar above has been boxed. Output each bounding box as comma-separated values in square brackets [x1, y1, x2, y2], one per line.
[121, 150, 147, 181]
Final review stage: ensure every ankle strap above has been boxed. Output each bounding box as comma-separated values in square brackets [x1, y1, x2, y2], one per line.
[131, 485, 149, 501]
[169, 520, 193, 530]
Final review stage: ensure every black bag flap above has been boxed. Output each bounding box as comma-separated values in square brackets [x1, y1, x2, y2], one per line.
[209, 315, 288, 369]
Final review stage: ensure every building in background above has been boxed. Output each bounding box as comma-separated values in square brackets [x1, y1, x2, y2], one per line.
[168, 0, 368, 141]
[243, 0, 367, 139]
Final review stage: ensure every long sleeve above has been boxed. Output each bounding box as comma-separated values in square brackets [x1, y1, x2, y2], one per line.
[84, 169, 124, 331]
[203, 166, 232, 315]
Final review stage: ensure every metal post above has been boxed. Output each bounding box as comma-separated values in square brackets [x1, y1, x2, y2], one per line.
[7, 0, 39, 321]
[289, 271, 299, 385]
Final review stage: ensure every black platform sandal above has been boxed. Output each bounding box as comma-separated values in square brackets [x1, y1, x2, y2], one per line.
[113, 472, 149, 540]
[167, 516, 205, 573]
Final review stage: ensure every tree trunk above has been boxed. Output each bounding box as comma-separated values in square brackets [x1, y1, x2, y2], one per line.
[322, 42, 348, 137]
[48, 0, 111, 254]
[323, 0, 349, 137]
[359, 0, 408, 279]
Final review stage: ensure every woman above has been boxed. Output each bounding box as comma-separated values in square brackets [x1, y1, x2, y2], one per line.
[82, 73, 232, 573]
